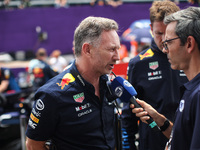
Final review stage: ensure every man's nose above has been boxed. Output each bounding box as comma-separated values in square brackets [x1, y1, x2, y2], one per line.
[162, 47, 168, 54]
[115, 50, 120, 61]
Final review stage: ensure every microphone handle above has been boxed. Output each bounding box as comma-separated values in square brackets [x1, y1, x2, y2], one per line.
[130, 97, 160, 132]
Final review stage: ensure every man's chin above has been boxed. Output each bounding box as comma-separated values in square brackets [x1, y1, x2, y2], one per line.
[105, 70, 112, 75]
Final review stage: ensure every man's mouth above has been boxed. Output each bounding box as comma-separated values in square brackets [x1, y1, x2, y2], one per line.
[109, 64, 114, 69]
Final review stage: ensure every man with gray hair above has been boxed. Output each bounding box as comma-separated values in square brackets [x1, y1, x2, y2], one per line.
[131, 7, 200, 150]
[26, 16, 120, 150]
[121, 1, 188, 150]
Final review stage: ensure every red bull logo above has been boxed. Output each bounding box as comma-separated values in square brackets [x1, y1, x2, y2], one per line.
[57, 73, 75, 90]
[139, 49, 154, 60]
[33, 67, 44, 78]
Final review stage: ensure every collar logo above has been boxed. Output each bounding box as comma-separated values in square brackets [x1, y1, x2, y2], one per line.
[57, 73, 75, 90]
[139, 49, 154, 60]
[73, 92, 85, 103]
[149, 61, 159, 70]
[179, 100, 185, 112]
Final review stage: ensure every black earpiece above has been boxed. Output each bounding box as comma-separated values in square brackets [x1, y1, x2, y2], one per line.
[106, 81, 118, 102]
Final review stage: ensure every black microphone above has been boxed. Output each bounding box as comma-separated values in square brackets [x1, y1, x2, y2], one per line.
[110, 76, 160, 132]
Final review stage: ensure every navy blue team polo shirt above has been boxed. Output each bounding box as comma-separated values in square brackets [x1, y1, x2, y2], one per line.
[170, 73, 200, 150]
[26, 61, 115, 150]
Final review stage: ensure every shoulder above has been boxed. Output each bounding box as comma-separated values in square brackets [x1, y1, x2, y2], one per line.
[39, 70, 77, 93]
[129, 48, 154, 66]
[29, 59, 39, 65]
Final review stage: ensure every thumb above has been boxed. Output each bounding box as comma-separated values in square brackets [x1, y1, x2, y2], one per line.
[136, 99, 146, 108]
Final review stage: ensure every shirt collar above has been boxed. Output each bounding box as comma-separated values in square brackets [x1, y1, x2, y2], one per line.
[183, 72, 200, 91]
[69, 60, 108, 88]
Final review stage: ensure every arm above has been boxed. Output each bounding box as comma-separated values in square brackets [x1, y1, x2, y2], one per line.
[0, 80, 9, 93]
[26, 137, 47, 150]
[130, 99, 173, 139]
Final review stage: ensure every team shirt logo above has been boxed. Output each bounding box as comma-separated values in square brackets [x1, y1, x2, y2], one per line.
[33, 67, 44, 78]
[147, 70, 162, 80]
[148, 62, 162, 80]
[75, 102, 92, 117]
[28, 99, 45, 129]
[179, 100, 185, 112]
[36, 99, 45, 110]
[179, 70, 186, 77]
[73, 92, 85, 103]
[139, 49, 154, 60]
[149, 61, 159, 70]
[57, 73, 75, 89]
[30, 113, 39, 123]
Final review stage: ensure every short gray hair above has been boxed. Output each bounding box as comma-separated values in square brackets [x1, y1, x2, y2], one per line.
[164, 7, 200, 50]
[74, 16, 119, 57]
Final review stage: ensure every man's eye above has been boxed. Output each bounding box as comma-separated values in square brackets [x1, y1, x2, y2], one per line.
[167, 41, 172, 44]
[155, 32, 163, 36]
[109, 48, 115, 51]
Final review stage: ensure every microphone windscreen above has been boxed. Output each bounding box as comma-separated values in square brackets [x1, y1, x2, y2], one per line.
[111, 77, 161, 132]
[110, 76, 137, 103]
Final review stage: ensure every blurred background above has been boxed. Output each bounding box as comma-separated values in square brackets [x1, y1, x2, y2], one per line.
[0, 0, 198, 66]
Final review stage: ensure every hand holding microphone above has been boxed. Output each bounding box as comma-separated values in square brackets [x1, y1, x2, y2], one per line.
[110, 76, 160, 132]
[130, 99, 158, 125]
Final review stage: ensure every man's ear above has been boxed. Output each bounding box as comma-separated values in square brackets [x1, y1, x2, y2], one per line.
[150, 24, 153, 32]
[82, 43, 91, 55]
[150, 24, 154, 38]
[187, 36, 195, 54]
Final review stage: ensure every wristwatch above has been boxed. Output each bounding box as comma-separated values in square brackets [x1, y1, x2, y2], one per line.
[160, 119, 170, 132]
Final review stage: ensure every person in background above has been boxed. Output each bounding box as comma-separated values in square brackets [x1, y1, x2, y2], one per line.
[49, 49, 67, 73]
[131, 6, 200, 150]
[121, 1, 188, 150]
[18, 0, 30, 9]
[54, 0, 69, 8]
[28, 48, 58, 90]
[0, 0, 11, 10]
[107, 0, 123, 8]
[118, 43, 129, 63]
[0, 67, 21, 93]
[0, 67, 21, 114]
[26, 16, 120, 150]
[90, 0, 107, 6]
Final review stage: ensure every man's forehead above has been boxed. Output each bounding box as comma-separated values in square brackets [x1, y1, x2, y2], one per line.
[152, 21, 167, 33]
[165, 22, 177, 37]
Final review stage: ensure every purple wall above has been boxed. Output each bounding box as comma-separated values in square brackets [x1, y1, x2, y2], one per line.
[0, 2, 196, 55]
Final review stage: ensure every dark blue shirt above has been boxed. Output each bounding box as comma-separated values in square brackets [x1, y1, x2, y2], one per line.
[121, 40, 188, 150]
[26, 61, 115, 150]
[170, 73, 200, 150]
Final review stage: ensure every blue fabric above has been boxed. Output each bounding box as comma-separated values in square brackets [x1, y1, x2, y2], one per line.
[26, 61, 116, 150]
[171, 73, 200, 150]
